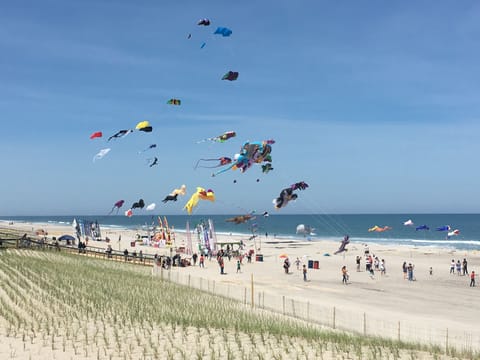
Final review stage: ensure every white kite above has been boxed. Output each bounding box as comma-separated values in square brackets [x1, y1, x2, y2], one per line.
[403, 219, 414, 226]
[146, 203, 156, 211]
[93, 148, 111, 162]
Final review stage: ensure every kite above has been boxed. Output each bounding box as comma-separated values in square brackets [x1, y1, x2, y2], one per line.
[90, 131, 102, 140]
[108, 130, 132, 141]
[146, 203, 156, 211]
[183, 187, 215, 215]
[197, 131, 236, 144]
[225, 214, 256, 224]
[148, 157, 159, 167]
[125, 209, 133, 217]
[436, 225, 451, 232]
[447, 229, 460, 237]
[296, 224, 315, 236]
[162, 184, 187, 203]
[273, 182, 309, 209]
[334, 235, 350, 255]
[222, 71, 239, 81]
[194, 157, 232, 169]
[198, 18, 211, 26]
[139, 144, 157, 153]
[136, 121, 153, 132]
[415, 225, 430, 231]
[108, 200, 125, 215]
[93, 148, 111, 162]
[403, 219, 414, 226]
[200, 42, 206, 49]
[213, 140, 275, 176]
[162, 193, 179, 203]
[262, 163, 274, 173]
[131, 199, 145, 209]
[214, 27, 232, 37]
[368, 225, 392, 232]
[167, 99, 181, 105]
[262, 211, 269, 217]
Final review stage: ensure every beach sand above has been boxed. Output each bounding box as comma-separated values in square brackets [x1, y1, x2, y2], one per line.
[2, 220, 480, 352]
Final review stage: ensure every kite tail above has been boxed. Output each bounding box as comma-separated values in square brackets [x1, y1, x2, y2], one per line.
[212, 163, 235, 177]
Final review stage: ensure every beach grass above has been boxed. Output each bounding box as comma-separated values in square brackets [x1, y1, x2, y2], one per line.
[0, 249, 477, 359]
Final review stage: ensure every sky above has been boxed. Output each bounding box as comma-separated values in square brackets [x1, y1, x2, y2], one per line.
[1, 0, 480, 216]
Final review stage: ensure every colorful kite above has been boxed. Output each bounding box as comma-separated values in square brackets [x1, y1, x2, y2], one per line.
[108, 200, 125, 215]
[222, 71, 239, 81]
[436, 225, 451, 232]
[194, 157, 232, 169]
[198, 18, 211, 26]
[213, 140, 274, 176]
[225, 214, 256, 224]
[136, 121, 153, 132]
[93, 148, 111, 162]
[214, 27, 232, 37]
[183, 187, 215, 215]
[167, 99, 181, 105]
[108, 130, 132, 141]
[90, 131, 102, 140]
[334, 235, 350, 255]
[447, 229, 460, 237]
[368, 225, 392, 232]
[162, 185, 187, 203]
[273, 182, 309, 209]
[197, 131, 236, 144]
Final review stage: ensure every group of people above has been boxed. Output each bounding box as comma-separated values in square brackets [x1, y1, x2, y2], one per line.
[449, 258, 476, 287]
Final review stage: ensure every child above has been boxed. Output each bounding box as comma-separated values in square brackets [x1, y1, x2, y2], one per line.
[236, 259, 241, 273]
[342, 266, 349, 284]
[470, 271, 476, 287]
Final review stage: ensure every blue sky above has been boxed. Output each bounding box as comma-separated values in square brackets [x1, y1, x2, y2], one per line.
[1, 0, 479, 216]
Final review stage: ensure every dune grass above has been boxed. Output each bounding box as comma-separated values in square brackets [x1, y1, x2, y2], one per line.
[0, 249, 476, 359]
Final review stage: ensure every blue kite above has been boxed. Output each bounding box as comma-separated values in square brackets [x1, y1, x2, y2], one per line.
[214, 27, 232, 37]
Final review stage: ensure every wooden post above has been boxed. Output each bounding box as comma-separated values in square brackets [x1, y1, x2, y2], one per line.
[446, 328, 449, 354]
[397, 321, 400, 341]
[212, 280, 215, 295]
[333, 306, 336, 329]
[282, 296, 285, 315]
[188, 274, 191, 287]
[291, 299, 296, 317]
[307, 301, 310, 320]
[363, 312, 366, 335]
[251, 274, 254, 308]
[244, 288, 247, 305]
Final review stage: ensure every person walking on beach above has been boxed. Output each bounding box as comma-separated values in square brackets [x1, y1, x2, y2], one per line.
[342, 265, 349, 284]
[470, 271, 475, 287]
[463, 258, 469, 276]
[407, 263, 414, 281]
[199, 254, 205, 268]
[295, 257, 301, 270]
[303, 264, 307, 281]
[456, 260, 462, 276]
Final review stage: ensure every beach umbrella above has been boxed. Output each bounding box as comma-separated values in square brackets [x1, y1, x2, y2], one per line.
[279, 253, 288, 258]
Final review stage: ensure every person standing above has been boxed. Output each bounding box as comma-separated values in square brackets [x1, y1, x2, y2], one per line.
[356, 256, 361, 272]
[302, 264, 307, 282]
[407, 263, 414, 281]
[342, 266, 349, 284]
[218, 256, 225, 274]
[295, 257, 301, 270]
[463, 258, 469, 276]
[236, 259, 241, 273]
[450, 259, 455, 274]
[470, 271, 475, 287]
[192, 253, 198, 266]
[199, 254, 205, 268]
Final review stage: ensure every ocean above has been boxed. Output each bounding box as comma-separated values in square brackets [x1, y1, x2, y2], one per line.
[2, 214, 480, 251]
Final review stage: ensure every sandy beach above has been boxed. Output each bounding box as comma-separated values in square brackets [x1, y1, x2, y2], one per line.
[2, 220, 480, 351]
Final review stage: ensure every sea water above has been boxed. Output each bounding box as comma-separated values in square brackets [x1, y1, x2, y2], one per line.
[2, 214, 480, 251]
